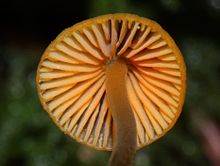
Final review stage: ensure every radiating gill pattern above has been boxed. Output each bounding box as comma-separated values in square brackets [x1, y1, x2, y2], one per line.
[37, 16, 184, 150]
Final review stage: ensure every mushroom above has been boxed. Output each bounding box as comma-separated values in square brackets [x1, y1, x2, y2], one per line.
[36, 13, 186, 166]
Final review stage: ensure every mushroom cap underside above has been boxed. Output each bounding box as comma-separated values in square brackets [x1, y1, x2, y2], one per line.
[36, 13, 186, 151]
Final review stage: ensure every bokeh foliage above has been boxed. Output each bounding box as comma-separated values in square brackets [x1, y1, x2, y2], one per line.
[0, 0, 220, 166]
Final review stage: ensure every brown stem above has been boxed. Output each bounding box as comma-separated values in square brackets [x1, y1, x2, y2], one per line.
[106, 59, 137, 166]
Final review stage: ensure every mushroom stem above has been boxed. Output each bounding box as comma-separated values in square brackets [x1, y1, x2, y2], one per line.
[106, 59, 137, 166]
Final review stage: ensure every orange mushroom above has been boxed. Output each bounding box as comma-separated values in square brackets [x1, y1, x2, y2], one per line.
[36, 13, 186, 166]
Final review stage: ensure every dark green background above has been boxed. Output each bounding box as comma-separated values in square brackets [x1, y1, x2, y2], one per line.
[1, 0, 220, 166]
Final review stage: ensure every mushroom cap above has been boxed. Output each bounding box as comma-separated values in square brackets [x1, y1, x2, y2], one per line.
[36, 13, 186, 151]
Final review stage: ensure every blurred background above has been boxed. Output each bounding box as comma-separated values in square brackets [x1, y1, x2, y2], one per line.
[0, 0, 220, 166]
